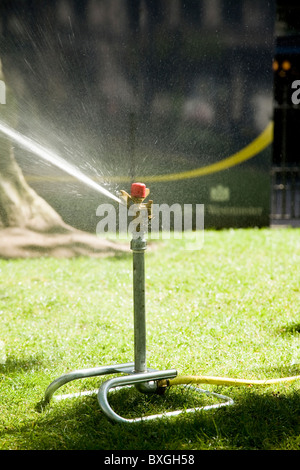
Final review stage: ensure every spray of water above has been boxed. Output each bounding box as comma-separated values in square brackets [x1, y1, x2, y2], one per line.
[0, 121, 122, 204]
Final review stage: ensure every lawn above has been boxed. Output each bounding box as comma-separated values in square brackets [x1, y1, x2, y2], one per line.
[0, 228, 300, 450]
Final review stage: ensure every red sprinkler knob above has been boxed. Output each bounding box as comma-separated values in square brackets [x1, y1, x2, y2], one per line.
[131, 182, 146, 198]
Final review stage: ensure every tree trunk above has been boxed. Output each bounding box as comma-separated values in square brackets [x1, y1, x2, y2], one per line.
[0, 59, 70, 233]
[0, 60, 128, 258]
[0, 140, 71, 232]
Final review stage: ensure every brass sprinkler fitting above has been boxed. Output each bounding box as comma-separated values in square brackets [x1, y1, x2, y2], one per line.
[120, 182, 153, 220]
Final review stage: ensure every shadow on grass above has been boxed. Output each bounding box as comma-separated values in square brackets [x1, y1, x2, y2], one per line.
[278, 322, 300, 336]
[0, 356, 44, 374]
[5, 383, 300, 450]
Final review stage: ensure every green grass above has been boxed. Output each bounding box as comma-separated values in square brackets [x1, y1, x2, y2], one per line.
[0, 228, 300, 450]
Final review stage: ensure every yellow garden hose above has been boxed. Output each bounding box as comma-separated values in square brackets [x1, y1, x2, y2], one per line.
[159, 373, 300, 389]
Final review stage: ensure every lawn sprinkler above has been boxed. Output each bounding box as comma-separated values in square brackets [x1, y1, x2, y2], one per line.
[44, 182, 234, 422]
[44, 183, 300, 422]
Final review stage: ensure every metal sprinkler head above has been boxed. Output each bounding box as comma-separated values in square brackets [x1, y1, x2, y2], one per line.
[120, 182, 153, 220]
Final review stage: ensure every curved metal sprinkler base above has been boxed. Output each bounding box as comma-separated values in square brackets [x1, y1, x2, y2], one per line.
[44, 362, 135, 404]
[98, 371, 234, 423]
[44, 363, 233, 424]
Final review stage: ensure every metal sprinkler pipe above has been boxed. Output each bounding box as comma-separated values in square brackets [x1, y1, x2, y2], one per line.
[120, 183, 155, 390]
[123, 183, 151, 374]
[131, 236, 147, 374]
